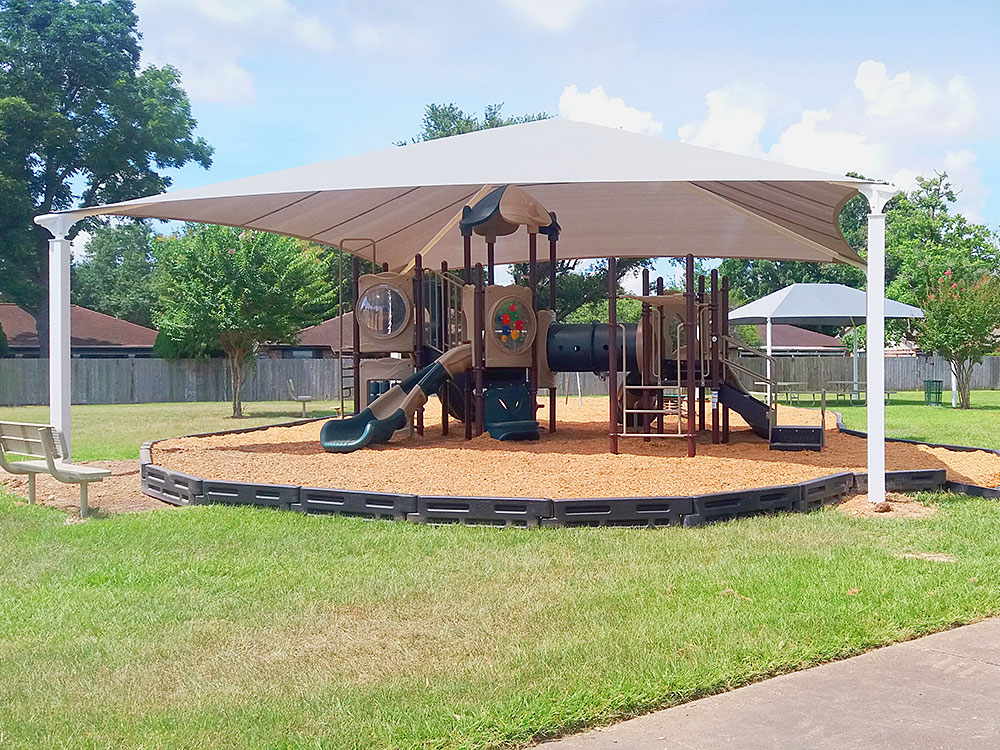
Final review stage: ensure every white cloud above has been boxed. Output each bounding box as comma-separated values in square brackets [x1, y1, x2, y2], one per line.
[69, 231, 92, 263]
[621, 267, 643, 295]
[768, 109, 883, 176]
[135, 0, 334, 103]
[558, 85, 663, 136]
[854, 60, 979, 137]
[679, 62, 990, 218]
[677, 83, 769, 156]
[504, 0, 596, 31]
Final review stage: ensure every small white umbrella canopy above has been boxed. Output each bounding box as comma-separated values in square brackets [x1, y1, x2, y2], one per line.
[729, 283, 924, 399]
[37, 118, 870, 270]
[728, 283, 923, 325]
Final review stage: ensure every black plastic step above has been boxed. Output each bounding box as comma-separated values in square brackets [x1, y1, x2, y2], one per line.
[769, 425, 824, 452]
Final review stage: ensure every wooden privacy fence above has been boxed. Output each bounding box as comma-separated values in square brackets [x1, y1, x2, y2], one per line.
[1, 355, 999, 406]
[0, 358, 346, 406]
[733, 355, 1000, 392]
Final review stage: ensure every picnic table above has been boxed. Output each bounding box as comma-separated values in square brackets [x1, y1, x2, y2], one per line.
[829, 381, 896, 404]
[753, 381, 820, 404]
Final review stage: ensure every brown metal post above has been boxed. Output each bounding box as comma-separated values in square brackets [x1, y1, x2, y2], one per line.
[487, 240, 495, 285]
[528, 232, 538, 419]
[413, 253, 424, 436]
[440, 261, 450, 436]
[698, 273, 706, 433]
[461, 229, 473, 439]
[685, 254, 696, 457]
[474, 263, 486, 437]
[656, 276, 665, 434]
[608, 256, 619, 454]
[548, 216, 558, 433]
[641, 267, 651, 442]
[352, 255, 361, 415]
[722, 274, 731, 443]
[711, 269, 720, 444]
[463, 233, 472, 284]
[382, 262, 389, 272]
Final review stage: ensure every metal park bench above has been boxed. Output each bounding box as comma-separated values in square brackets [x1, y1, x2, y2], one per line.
[0, 422, 109, 517]
[287, 379, 314, 417]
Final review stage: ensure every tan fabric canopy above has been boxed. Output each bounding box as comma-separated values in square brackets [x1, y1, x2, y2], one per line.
[39, 118, 870, 270]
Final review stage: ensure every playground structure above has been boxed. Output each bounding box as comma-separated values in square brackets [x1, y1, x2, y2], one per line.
[36, 118, 907, 504]
[320, 185, 827, 456]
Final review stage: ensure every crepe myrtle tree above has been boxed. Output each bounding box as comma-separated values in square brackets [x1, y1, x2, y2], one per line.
[154, 225, 335, 418]
[917, 271, 1000, 409]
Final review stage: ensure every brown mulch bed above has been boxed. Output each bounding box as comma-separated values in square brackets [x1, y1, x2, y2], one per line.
[150, 397, 1000, 500]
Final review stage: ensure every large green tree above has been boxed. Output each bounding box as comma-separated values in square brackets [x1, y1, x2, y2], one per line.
[72, 220, 157, 326]
[154, 225, 335, 418]
[885, 173, 998, 305]
[0, 0, 212, 353]
[405, 102, 652, 319]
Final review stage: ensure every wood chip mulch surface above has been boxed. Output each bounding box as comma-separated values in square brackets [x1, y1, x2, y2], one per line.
[151, 397, 1000, 500]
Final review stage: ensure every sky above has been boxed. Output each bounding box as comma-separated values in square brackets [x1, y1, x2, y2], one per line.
[122, 0, 1000, 286]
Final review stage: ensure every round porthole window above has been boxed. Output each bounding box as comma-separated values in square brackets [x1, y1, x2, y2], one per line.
[492, 297, 534, 353]
[357, 284, 409, 339]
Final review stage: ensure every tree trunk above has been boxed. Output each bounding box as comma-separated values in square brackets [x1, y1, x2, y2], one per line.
[955, 359, 973, 409]
[229, 353, 244, 418]
[34, 296, 50, 359]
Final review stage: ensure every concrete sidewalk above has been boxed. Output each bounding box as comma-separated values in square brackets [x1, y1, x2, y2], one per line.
[537, 619, 1000, 749]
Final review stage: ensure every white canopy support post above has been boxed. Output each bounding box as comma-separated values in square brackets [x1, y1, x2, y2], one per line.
[852, 326, 860, 400]
[765, 317, 773, 403]
[859, 185, 900, 504]
[951, 362, 958, 408]
[34, 213, 79, 460]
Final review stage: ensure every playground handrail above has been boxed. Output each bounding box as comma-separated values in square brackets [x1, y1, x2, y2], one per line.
[721, 334, 779, 437]
[423, 269, 465, 352]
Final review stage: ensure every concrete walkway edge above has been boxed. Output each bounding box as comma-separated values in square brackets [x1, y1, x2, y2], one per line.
[536, 619, 1000, 749]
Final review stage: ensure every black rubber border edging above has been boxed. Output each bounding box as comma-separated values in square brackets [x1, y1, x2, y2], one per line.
[135, 414, 1000, 528]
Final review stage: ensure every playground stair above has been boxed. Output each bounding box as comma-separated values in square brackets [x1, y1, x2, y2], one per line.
[769, 425, 824, 452]
[718, 382, 824, 452]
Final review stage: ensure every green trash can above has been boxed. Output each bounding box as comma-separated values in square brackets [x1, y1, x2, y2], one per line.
[923, 379, 943, 406]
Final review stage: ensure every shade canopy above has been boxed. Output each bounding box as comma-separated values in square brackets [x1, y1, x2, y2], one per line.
[729, 283, 923, 326]
[39, 118, 871, 271]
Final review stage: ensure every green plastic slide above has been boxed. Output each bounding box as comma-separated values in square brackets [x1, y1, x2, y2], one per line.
[320, 344, 472, 453]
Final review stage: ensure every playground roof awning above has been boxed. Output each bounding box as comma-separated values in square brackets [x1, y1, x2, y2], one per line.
[728, 283, 924, 326]
[38, 118, 874, 271]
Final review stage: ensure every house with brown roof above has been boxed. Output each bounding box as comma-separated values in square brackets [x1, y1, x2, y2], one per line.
[755, 324, 845, 357]
[0, 304, 157, 358]
[262, 312, 355, 359]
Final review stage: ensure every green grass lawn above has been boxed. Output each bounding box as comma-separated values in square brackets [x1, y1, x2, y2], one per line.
[825, 389, 1000, 450]
[1, 491, 998, 749]
[0, 401, 344, 461]
[2, 396, 1000, 747]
